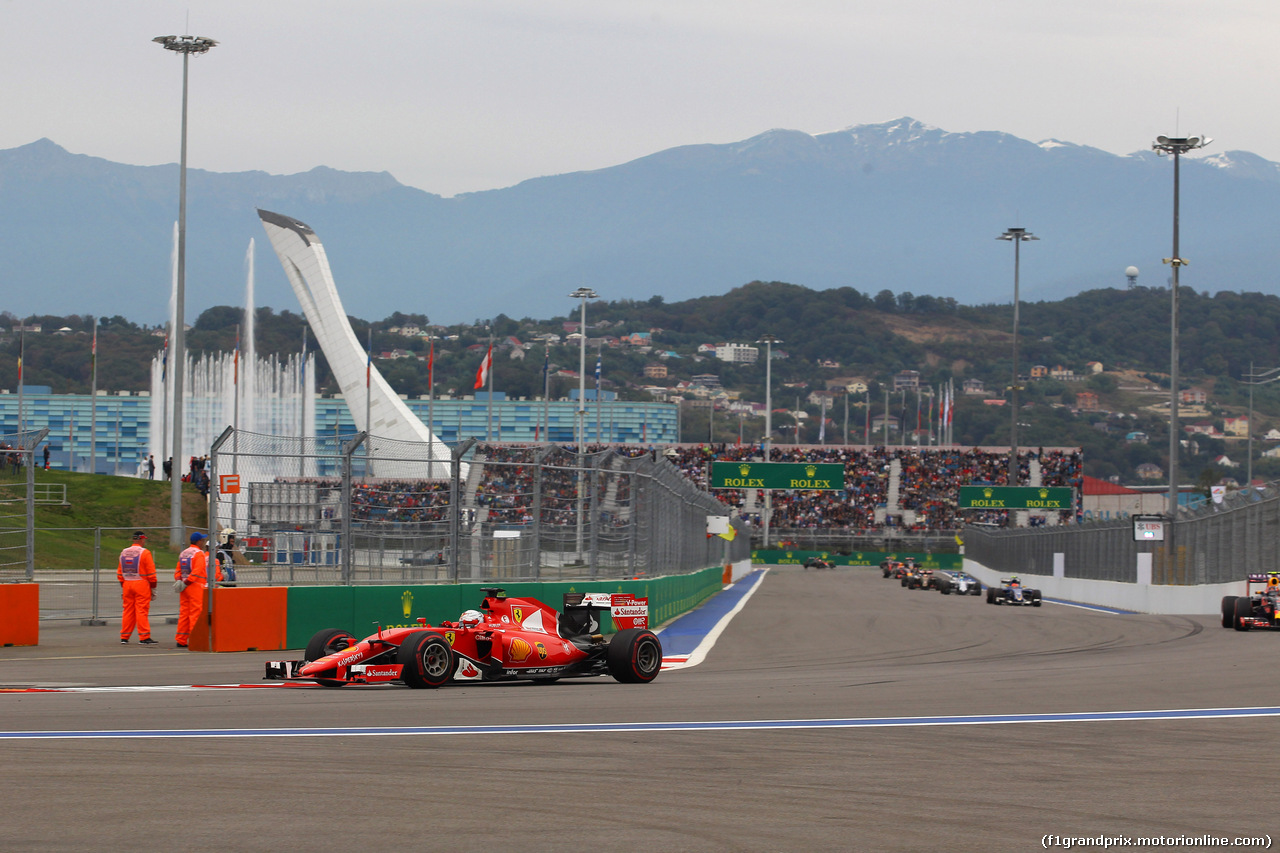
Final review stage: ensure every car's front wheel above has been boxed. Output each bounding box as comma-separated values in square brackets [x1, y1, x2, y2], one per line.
[398, 631, 455, 688]
[1234, 596, 1253, 632]
[1221, 596, 1239, 629]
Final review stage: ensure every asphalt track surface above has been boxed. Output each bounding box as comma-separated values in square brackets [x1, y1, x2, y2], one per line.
[2, 567, 1275, 852]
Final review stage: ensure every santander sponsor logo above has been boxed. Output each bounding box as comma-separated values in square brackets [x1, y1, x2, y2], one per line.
[364, 667, 400, 678]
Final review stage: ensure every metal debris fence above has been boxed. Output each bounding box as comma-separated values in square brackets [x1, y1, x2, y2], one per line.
[964, 482, 1280, 585]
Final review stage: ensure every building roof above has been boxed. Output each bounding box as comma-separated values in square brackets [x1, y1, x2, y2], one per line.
[1081, 474, 1142, 496]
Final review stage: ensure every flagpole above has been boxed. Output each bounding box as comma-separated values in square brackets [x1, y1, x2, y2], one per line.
[89, 320, 96, 473]
[486, 325, 494, 442]
[300, 326, 307, 480]
[366, 326, 372, 475]
[427, 334, 435, 477]
[594, 347, 602, 444]
[17, 324, 26, 435]
[232, 323, 239, 530]
[159, 327, 169, 479]
[542, 344, 550, 443]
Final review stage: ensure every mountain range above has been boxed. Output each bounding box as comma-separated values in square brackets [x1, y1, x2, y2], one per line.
[2, 118, 1278, 326]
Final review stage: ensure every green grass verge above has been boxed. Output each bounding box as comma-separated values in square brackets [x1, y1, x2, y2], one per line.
[0, 467, 207, 571]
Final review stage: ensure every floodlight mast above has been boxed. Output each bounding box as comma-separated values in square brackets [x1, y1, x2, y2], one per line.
[1152, 134, 1209, 525]
[996, 227, 1038, 492]
[154, 34, 218, 547]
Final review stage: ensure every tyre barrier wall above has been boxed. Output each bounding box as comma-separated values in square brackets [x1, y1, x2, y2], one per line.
[0, 583, 39, 647]
[753, 550, 963, 569]
[963, 559, 1241, 615]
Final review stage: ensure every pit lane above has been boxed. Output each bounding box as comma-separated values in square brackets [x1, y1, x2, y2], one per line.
[0, 567, 1266, 851]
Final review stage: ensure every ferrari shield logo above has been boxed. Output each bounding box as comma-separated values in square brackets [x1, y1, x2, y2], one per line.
[444, 631, 455, 645]
[512, 607, 524, 623]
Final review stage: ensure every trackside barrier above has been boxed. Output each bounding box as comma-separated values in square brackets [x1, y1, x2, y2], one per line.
[724, 559, 753, 584]
[189, 587, 288, 652]
[963, 559, 1238, 615]
[0, 583, 39, 646]
[283, 567, 726, 649]
[752, 549, 963, 569]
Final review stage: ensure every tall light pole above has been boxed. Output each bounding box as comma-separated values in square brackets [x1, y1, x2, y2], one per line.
[1153, 134, 1209, 519]
[155, 33, 217, 546]
[568, 288, 597, 448]
[996, 227, 1038, 486]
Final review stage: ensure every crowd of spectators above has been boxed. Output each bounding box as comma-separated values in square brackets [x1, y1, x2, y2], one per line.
[258, 442, 1082, 533]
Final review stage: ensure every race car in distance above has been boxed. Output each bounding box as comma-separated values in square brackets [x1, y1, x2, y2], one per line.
[906, 568, 941, 590]
[264, 588, 662, 688]
[882, 560, 906, 579]
[937, 571, 983, 596]
[803, 556, 834, 570]
[897, 558, 922, 586]
[1221, 572, 1280, 631]
[986, 577, 1042, 606]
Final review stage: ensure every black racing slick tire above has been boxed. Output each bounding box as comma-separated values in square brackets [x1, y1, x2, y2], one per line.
[986, 589, 996, 605]
[1221, 596, 1238, 629]
[306, 628, 357, 662]
[940, 582, 951, 595]
[304, 629, 358, 687]
[607, 628, 663, 684]
[398, 631, 455, 688]
[970, 585, 982, 596]
[1234, 596, 1253, 632]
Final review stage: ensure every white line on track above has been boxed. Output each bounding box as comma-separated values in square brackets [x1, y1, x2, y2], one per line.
[4, 706, 1280, 740]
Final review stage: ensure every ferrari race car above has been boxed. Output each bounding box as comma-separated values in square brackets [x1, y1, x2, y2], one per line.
[882, 560, 905, 579]
[1221, 572, 1280, 631]
[264, 588, 662, 688]
[985, 577, 1042, 606]
[937, 571, 983, 596]
[803, 556, 834, 570]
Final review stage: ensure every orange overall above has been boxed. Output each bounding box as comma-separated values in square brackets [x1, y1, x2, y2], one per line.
[174, 546, 222, 647]
[117, 544, 157, 642]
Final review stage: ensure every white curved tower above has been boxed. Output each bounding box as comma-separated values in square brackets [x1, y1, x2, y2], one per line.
[258, 209, 453, 475]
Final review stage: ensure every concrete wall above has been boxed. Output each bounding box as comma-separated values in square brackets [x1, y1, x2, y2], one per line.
[964, 558, 1238, 615]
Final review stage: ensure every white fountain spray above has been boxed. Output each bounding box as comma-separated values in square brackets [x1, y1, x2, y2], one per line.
[243, 239, 257, 433]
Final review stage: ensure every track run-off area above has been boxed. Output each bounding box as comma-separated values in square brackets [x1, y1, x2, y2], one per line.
[2, 567, 1273, 852]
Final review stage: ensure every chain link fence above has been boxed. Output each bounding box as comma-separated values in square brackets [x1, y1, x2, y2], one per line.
[964, 482, 1280, 585]
[206, 431, 748, 588]
[0, 428, 49, 581]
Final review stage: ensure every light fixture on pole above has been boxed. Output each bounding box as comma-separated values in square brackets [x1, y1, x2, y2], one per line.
[568, 287, 598, 449]
[154, 33, 218, 547]
[1153, 134, 1210, 520]
[996, 227, 1038, 487]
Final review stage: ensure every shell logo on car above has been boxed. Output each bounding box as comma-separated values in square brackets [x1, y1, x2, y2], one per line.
[508, 637, 532, 662]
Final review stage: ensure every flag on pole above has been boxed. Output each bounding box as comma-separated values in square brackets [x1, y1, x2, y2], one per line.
[160, 332, 168, 383]
[474, 344, 493, 390]
[427, 338, 434, 391]
[594, 351, 601, 393]
[233, 326, 240, 385]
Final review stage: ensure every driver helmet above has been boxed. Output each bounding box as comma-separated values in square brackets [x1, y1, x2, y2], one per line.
[459, 609, 484, 627]
[1010, 576, 1021, 586]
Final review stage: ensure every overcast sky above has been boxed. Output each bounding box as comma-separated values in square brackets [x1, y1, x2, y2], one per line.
[0, 1, 1271, 197]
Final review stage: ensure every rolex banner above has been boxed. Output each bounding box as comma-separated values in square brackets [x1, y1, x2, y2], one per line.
[957, 485, 1074, 510]
[710, 461, 845, 491]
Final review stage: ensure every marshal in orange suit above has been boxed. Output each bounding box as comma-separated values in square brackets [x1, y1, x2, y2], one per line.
[118, 531, 158, 644]
[173, 532, 223, 648]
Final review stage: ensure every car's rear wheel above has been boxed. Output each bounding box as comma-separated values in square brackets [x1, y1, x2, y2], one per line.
[1234, 596, 1253, 632]
[398, 631, 455, 688]
[940, 582, 951, 595]
[607, 628, 662, 683]
[970, 585, 982, 596]
[1221, 596, 1238, 629]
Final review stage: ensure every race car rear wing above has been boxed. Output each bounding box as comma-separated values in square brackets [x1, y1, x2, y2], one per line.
[562, 592, 650, 635]
[1247, 573, 1280, 583]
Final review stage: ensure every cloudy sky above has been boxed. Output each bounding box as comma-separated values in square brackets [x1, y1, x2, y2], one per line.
[0, 1, 1270, 197]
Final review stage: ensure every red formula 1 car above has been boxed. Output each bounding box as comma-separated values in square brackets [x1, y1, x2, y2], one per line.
[1222, 573, 1280, 631]
[265, 588, 662, 688]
